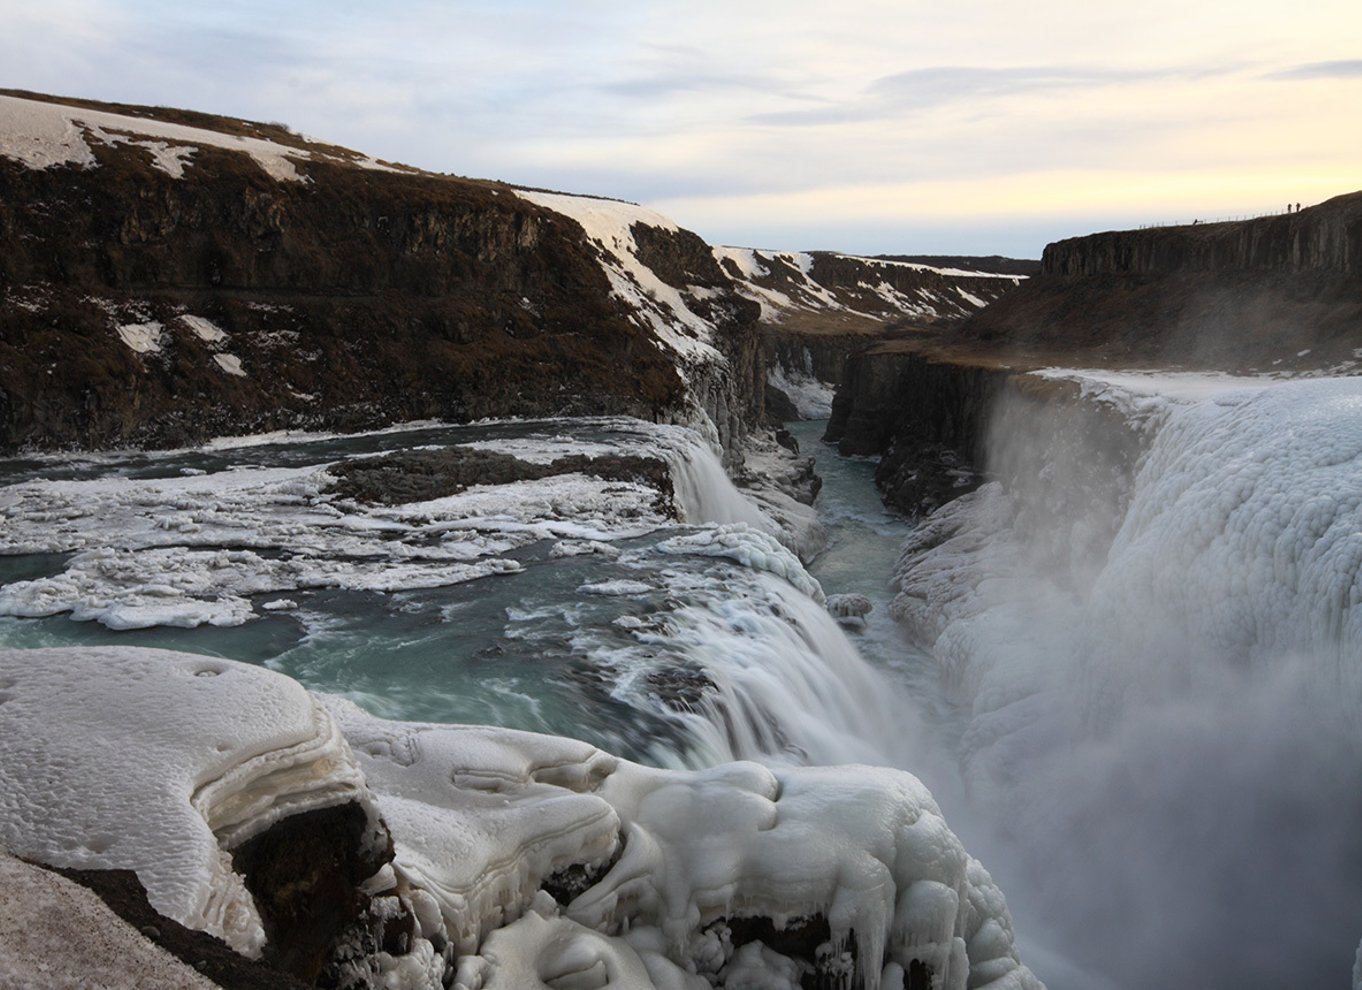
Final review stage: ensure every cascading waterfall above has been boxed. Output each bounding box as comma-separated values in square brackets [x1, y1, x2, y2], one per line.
[891, 375, 1362, 990]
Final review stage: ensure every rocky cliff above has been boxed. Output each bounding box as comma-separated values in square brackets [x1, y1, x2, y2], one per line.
[827, 190, 1362, 514]
[964, 191, 1362, 372]
[712, 246, 1028, 420]
[0, 92, 761, 455]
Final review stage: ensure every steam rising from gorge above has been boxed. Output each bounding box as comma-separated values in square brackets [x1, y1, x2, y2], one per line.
[893, 376, 1362, 987]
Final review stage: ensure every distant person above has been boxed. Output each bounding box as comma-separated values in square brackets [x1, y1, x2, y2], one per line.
[1297, 202, 1302, 212]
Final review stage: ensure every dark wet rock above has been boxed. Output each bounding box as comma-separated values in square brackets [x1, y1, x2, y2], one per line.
[541, 860, 612, 907]
[825, 593, 873, 620]
[325, 445, 674, 514]
[644, 664, 719, 714]
[715, 914, 886, 990]
[230, 801, 395, 986]
[765, 383, 801, 425]
[874, 440, 982, 518]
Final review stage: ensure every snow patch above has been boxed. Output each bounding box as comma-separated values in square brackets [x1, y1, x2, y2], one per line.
[213, 353, 247, 377]
[117, 321, 164, 354]
[516, 191, 724, 369]
[181, 314, 227, 343]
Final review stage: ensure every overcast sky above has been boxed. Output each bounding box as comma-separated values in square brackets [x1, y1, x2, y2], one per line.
[4, 0, 1360, 257]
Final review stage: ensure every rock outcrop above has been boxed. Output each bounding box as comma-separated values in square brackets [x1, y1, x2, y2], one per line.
[826, 191, 1362, 514]
[0, 92, 765, 455]
[713, 246, 1030, 422]
[966, 191, 1362, 372]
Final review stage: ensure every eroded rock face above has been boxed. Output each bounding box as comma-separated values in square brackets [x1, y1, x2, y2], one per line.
[0, 95, 696, 453]
[966, 192, 1362, 372]
[231, 802, 395, 985]
[325, 445, 674, 514]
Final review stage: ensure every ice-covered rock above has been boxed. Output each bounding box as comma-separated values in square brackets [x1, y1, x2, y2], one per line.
[0, 647, 381, 959]
[327, 699, 1041, 990]
[827, 593, 874, 620]
[890, 374, 1362, 987]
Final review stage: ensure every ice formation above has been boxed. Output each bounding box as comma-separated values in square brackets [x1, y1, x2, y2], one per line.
[767, 363, 836, 420]
[891, 373, 1362, 986]
[0, 420, 727, 630]
[0, 644, 1038, 988]
[327, 698, 1041, 990]
[1079, 377, 1362, 699]
[0, 646, 380, 957]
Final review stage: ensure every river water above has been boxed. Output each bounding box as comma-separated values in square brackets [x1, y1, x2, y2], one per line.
[0, 418, 937, 776]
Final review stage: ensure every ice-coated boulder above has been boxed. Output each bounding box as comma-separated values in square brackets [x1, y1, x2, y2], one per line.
[0, 646, 429, 986]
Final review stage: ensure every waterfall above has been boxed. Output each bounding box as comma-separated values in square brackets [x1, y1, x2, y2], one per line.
[893, 375, 1362, 990]
[659, 428, 777, 533]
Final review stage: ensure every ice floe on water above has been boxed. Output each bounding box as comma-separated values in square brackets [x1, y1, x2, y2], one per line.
[0, 420, 726, 630]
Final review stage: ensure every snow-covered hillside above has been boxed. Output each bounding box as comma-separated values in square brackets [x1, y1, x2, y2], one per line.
[0, 92, 401, 180]
[715, 246, 1023, 327]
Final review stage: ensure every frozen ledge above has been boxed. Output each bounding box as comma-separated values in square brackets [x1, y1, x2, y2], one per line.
[0, 646, 1041, 989]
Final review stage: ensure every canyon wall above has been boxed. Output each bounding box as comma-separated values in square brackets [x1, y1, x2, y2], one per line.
[827, 190, 1362, 514]
[0, 93, 761, 454]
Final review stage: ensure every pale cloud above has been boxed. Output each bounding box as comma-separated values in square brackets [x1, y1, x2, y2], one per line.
[1266, 59, 1362, 80]
[1, 0, 1360, 257]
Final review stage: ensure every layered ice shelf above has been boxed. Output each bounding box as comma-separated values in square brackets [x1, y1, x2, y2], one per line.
[0, 643, 1041, 989]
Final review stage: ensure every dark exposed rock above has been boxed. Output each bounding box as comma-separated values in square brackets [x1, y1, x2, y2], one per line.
[716, 914, 879, 990]
[824, 347, 1010, 464]
[229, 802, 394, 986]
[1042, 194, 1362, 276]
[324, 444, 674, 513]
[965, 191, 1362, 372]
[541, 861, 609, 907]
[873, 441, 981, 518]
[766, 330, 873, 390]
[48, 863, 312, 990]
[0, 96, 702, 454]
[765, 382, 801, 425]
[644, 664, 719, 713]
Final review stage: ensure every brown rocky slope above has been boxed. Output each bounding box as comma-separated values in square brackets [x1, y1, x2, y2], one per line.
[0, 91, 762, 454]
[826, 191, 1362, 513]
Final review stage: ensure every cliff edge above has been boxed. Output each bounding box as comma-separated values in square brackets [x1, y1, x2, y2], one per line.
[0, 91, 762, 454]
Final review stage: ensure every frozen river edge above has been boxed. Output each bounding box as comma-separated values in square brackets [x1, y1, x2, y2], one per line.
[0, 416, 1041, 990]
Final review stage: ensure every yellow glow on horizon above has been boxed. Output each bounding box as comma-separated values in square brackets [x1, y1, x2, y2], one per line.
[654, 167, 1360, 231]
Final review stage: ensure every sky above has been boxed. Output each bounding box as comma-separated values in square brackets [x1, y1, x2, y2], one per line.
[3, 0, 1360, 258]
